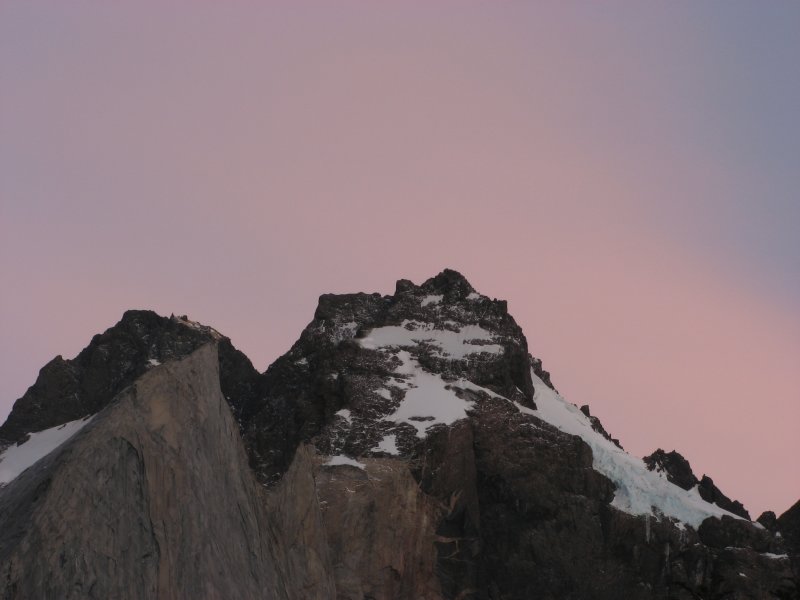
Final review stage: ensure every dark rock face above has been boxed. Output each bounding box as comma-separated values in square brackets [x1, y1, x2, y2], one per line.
[644, 449, 698, 490]
[779, 500, 800, 555]
[580, 403, 624, 449]
[760, 511, 779, 531]
[777, 501, 800, 599]
[698, 475, 752, 520]
[409, 396, 795, 600]
[699, 515, 780, 553]
[1, 269, 797, 599]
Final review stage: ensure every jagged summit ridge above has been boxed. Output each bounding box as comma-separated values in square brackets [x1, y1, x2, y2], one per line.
[0, 310, 261, 449]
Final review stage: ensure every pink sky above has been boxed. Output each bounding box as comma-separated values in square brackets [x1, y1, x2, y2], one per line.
[1, 2, 798, 517]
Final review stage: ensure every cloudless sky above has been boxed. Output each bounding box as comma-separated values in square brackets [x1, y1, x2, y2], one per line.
[1, 1, 798, 516]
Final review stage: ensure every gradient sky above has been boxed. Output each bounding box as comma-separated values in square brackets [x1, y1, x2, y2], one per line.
[1, 1, 798, 517]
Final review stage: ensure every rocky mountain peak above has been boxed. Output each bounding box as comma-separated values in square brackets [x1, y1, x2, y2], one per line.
[0, 309, 259, 448]
[1, 270, 797, 599]
[246, 270, 537, 483]
[419, 268, 476, 297]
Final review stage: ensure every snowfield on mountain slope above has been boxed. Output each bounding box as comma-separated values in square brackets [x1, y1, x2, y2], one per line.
[325, 455, 366, 469]
[524, 370, 746, 528]
[356, 320, 507, 437]
[0, 416, 93, 486]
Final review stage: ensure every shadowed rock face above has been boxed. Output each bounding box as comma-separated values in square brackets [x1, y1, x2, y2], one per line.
[779, 501, 800, 550]
[1, 269, 798, 599]
[778, 500, 800, 579]
[644, 449, 699, 490]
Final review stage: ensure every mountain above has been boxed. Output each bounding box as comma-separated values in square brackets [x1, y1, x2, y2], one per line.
[0, 270, 797, 599]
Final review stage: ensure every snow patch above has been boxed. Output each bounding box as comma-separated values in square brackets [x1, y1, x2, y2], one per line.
[375, 350, 502, 438]
[0, 417, 93, 485]
[374, 388, 393, 400]
[148, 358, 161, 366]
[325, 455, 365, 470]
[373, 434, 399, 455]
[466, 292, 482, 300]
[527, 369, 746, 528]
[421, 295, 443, 307]
[359, 319, 503, 359]
[335, 409, 352, 424]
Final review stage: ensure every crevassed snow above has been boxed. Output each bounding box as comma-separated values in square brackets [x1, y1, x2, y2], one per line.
[528, 369, 745, 528]
[373, 434, 399, 455]
[421, 295, 443, 307]
[0, 417, 93, 485]
[325, 455, 365, 469]
[359, 320, 503, 359]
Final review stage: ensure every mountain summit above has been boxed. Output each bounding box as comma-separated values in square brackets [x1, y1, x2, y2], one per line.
[1, 270, 797, 599]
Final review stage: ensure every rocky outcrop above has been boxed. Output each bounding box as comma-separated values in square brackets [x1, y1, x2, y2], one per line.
[759, 511, 779, 531]
[644, 449, 698, 490]
[644, 449, 751, 520]
[697, 475, 752, 520]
